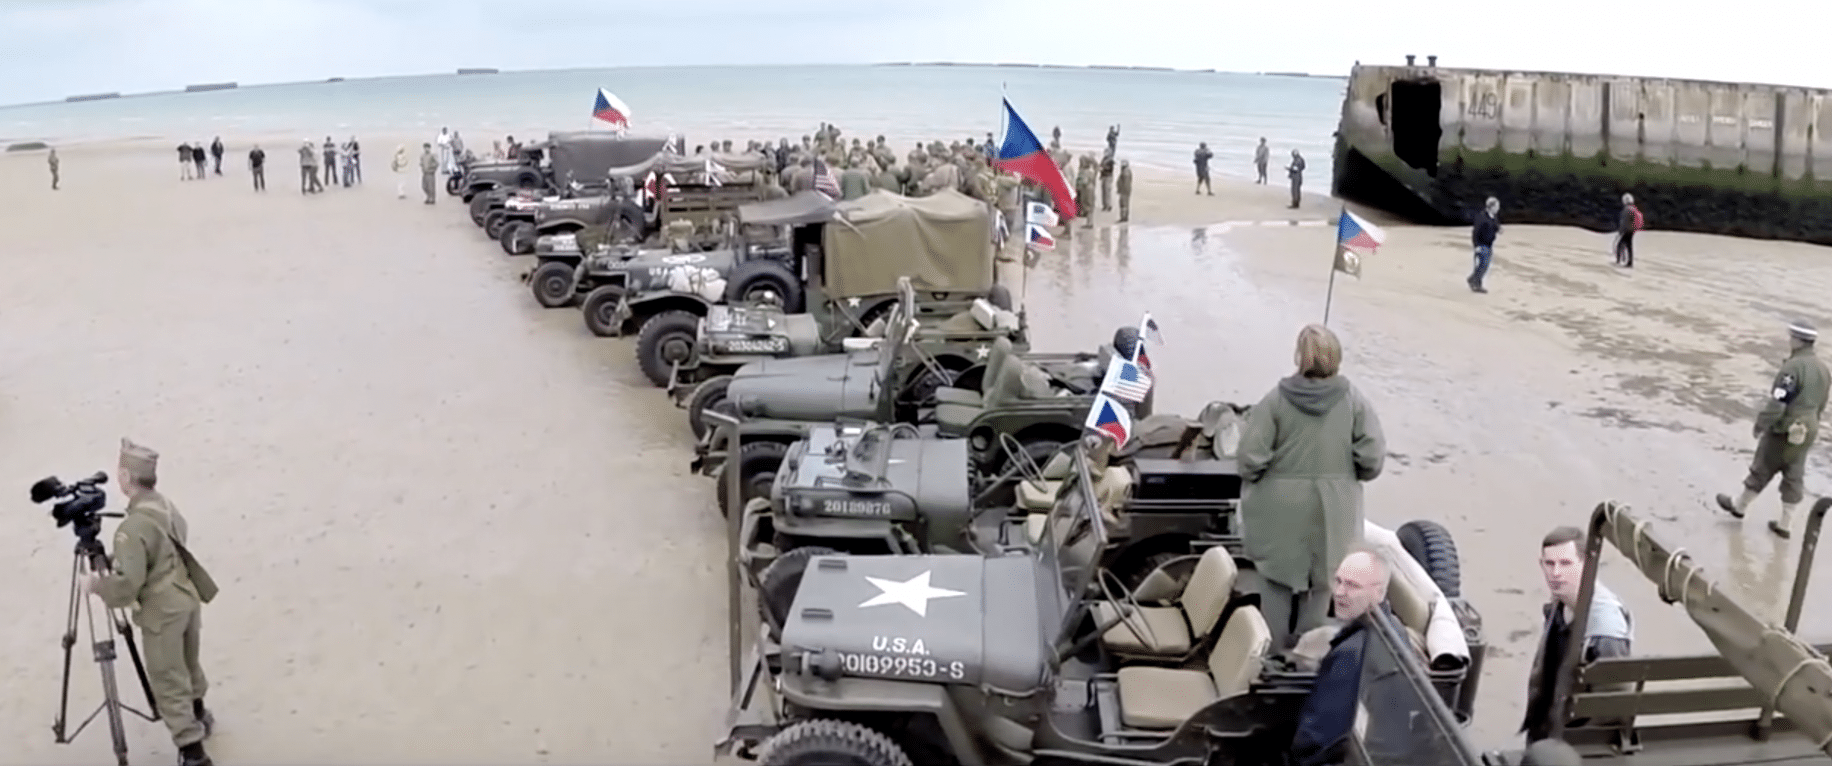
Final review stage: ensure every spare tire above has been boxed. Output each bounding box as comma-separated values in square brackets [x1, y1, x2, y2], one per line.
[724, 260, 805, 314]
[1396, 520, 1462, 598]
[759, 545, 841, 641]
[986, 283, 1014, 311]
[758, 719, 912, 766]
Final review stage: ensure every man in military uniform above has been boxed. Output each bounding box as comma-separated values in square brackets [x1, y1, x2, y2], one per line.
[1255, 138, 1271, 184]
[419, 142, 439, 204]
[48, 147, 59, 190]
[299, 140, 321, 194]
[1116, 160, 1133, 223]
[1075, 156, 1096, 228]
[88, 439, 220, 766]
[839, 160, 872, 201]
[874, 161, 901, 193]
[1716, 320, 1832, 538]
[1287, 149, 1307, 209]
[1098, 148, 1115, 212]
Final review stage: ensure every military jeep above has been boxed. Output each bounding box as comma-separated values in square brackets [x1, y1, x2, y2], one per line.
[715, 439, 1487, 766]
[618, 189, 1014, 390]
[483, 136, 671, 250]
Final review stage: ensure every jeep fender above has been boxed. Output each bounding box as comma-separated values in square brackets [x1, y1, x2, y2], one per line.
[770, 513, 901, 551]
[536, 218, 589, 233]
[623, 292, 712, 324]
[777, 677, 984, 765]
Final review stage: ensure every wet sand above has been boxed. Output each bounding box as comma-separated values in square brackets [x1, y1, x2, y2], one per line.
[2, 139, 1828, 760]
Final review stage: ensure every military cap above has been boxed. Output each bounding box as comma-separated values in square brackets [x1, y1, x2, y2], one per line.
[1788, 320, 1818, 342]
[120, 437, 158, 479]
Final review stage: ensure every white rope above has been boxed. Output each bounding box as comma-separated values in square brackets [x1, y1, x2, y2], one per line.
[1660, 547, 1689, 603]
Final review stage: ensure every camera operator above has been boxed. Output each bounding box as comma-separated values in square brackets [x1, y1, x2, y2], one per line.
[82, 439, 220, 766]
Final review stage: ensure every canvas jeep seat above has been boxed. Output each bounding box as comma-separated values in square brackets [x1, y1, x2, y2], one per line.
[1024, 461, 1133, 545]
[935, 335, 1014, 407]
[1093, 546, 1239, 659]
[1017, 451, 1074, 511]
[1114, 605, 1272, 729]
[934, 342, 1055, 434]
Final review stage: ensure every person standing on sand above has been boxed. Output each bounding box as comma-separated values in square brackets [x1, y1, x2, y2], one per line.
[420, 143, 438, 204]
[1613, 193, 1642, 268]
[1714, 320, 1830, 539]
[346, 136, 363, 185]
[48, 148, 59, 190]
[209, 137, 224, 176]
[392, 145, 407, 198]
[321, 137, 339, 188]
[178, 143, 193, 180]
[1255, 138, 1270, 184]
[299, 140, 321, 194]
[1193, 142, 1214, 195]
[1469, 196, 1500, 293]
[1116, 160, 1132, 223]
[192, 145, 207, 179]
[248, 145, 265, 191]
[1098, 148, 1115, 213]
[1287, 150, 1307, 208]
[449, 132, 464, 174]
[436, 128, 451, 174]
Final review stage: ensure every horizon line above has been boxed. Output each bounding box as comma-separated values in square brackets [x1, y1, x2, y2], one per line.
[0, 62, 1343, 111]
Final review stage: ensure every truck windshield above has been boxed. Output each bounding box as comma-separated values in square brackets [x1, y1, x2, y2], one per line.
[1352, 609, 1482, 766]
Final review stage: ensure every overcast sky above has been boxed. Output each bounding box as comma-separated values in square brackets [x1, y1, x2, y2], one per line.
[3, 0, 1827, 106]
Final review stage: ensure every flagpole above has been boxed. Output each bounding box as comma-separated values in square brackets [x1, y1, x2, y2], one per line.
[1322, 204, 1346, 325]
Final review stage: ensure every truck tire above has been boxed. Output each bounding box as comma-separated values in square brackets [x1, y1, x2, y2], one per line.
[513, 171, 540, 189]
[1396, 520, 1462, 598]
[469, 194, 490, 225]
[529, 261, 579, 309]
[724, 260, 804, 314]
[635, 310, 701, 387]
[485, 213, 509, 240]
[580, 285, 626, 337]
[720, 440, 790, 520]
[758, 720, 912, 766]
[688, 375, 733, 440]
[498, 221, 531, 255]
[758, 545, 842, 642]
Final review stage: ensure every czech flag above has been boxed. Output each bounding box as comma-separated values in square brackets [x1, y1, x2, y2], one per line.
[1026, 222, 1055, 251]
[1085, 393, 1133, 446]
[593, 88, 631, 130]
[994, 99, 1077, 219]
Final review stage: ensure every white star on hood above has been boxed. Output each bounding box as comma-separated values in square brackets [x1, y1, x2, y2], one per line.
[858, 571, 966, 617]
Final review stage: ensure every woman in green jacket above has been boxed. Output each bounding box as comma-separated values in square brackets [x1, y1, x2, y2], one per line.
[1237, 324, 1387, 650]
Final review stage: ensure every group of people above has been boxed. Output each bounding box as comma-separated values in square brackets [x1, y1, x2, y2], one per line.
[293, 136, 363, 194]
[1464, 192, 1646, 293]
[1234, 314, 1828, 762]
[175, 138, 225, 181]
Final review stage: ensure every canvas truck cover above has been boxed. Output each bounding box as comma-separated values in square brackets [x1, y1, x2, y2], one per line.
[656, 152, 769, 174]
[544, 133, 672, 181]
[737, 191, 837, 227]
[823, 189, 994, 297]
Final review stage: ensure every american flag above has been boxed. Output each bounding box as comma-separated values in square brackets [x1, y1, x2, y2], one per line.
[1099, 356, 1153, 403]
[812, 158, 841, 199]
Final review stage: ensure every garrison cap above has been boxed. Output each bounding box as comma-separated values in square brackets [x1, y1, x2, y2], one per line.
[119, 438, 158, 479]
[1788, 320, 1818, 342]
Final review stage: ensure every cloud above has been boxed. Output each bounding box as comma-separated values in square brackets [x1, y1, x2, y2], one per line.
[1, 0, 1828, 105]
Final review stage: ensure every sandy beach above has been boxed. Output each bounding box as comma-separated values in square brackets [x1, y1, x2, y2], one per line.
[2, 136, 1828, 762]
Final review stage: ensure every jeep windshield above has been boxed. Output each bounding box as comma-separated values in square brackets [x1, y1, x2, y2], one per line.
[1037, 449, 1109, 640]
[1351, 608, 1483, 766]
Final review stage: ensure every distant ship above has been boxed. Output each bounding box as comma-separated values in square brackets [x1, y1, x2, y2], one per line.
[1332, 56, 1832, 245]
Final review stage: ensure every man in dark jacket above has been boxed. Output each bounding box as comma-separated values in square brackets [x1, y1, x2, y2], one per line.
[209, 137, 224, 175]
[1290, 546, 1391, 766]
[1469, 196, 1500, 293]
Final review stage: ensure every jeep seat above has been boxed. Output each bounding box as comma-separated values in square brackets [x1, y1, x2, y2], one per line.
[1093, 546, 1238, 658]
[1016, 451, 1074, 512]
[935, 356, 1056, 434]
[1024, 464, 1134, 545]
[968, 297, 1020, 334]
[935, 336, 1013, 407]
[1115, 605, 1272, 729]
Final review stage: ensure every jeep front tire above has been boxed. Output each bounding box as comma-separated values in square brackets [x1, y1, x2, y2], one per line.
[758, 720, 912, 766]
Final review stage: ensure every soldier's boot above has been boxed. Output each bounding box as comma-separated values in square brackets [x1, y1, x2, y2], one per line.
[194, 699, 214, 738]
[1770, 503, 1797, 539]
[1714, 488, 1757, 519]
[178, 742, 213, 766]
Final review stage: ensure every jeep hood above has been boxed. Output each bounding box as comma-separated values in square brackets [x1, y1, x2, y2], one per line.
[782, 554, 1049, 690]
[729, 351, 878, 421]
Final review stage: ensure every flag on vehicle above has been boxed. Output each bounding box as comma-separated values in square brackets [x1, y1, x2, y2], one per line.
[1140, 312, 1163, 345]
[1085, 393, 1133, 446]
[994, 98, 1077, 219]
[813, 158, 842, 199]
[1099, 356, 1153, 403]
[1025, 200, 1059, 227]
[1334, 208, 1386, 279]
[704, 158, 725, 187]
[994, 209, 1009, 247]
[1026, 222, 1055, 251]
[592, 88, 631, 131]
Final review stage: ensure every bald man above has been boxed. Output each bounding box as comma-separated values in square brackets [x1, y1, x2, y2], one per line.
[1290, 546, 1390, 766]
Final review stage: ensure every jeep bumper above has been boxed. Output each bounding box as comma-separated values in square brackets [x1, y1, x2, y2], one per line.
[714, 639, 781, 759]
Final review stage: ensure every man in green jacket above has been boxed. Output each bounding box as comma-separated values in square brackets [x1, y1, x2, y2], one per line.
[1717, 320, 1831, 538]
[88, 439, 220, 766]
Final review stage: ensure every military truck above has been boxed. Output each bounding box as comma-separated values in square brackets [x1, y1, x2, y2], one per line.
[670, 210, 1026, 413]
[713, 429, 1487, 766]
[449, 148, 543, 201]
[1485, 499, 1832, 765]
[612, 189, 1011, 389]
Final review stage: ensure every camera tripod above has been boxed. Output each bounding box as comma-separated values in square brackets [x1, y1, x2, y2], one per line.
[54, 535, 159, 766]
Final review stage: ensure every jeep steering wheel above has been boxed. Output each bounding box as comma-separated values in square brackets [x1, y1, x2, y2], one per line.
[1097, 568, 1154, 648]
[997, 432, 1045, 485]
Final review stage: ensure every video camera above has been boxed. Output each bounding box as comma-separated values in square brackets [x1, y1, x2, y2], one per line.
[30, 472, 112, 547]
